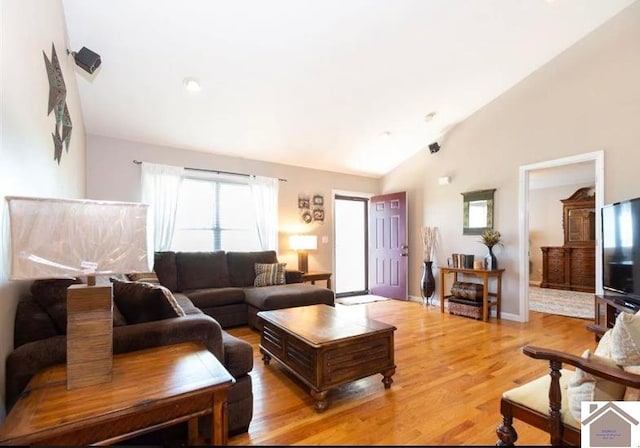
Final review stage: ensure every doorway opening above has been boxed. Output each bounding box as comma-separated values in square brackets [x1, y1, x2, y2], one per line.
[334, 194, 368, 297]
[518, 150, 604, 323]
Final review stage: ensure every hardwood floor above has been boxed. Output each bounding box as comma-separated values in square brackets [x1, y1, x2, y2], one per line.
[227, 300, 595, 446]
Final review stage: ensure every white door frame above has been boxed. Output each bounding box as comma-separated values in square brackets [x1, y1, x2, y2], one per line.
[518, 150, 604, 322]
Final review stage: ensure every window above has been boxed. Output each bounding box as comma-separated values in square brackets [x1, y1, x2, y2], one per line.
[172, 176, 261, 251]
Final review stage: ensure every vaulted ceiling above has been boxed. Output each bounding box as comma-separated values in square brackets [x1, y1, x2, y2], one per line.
[62, 0, 636, 177]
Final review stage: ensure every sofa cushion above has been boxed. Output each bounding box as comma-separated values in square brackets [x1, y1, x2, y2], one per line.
[243, 283, 335, 310]
[154, 251, 178, 292]
[254, 263, 286, 287]
[112, 279, 185, 324]
[14, 296, 60, 347]
[176, 251, 231, 290]
[183, 287, 246, 308]
[227, 251, 278, 287]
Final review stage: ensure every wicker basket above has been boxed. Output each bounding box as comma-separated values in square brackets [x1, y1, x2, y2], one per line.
[447, 297, 483, 320]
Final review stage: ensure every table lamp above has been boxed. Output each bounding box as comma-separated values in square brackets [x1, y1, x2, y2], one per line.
[289, 234, 317, 273]
[6, 196, 149, 390]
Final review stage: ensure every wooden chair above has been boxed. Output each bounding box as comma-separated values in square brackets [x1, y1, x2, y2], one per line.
[496, 345, 640, 446]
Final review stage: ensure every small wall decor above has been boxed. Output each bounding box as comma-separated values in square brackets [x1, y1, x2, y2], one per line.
[298, 193, 324, 224]
[43, 43, 72, 164]
[312, 208, 325, 222]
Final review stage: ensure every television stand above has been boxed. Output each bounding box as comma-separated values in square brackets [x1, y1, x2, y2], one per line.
[588, 295, 640, 341]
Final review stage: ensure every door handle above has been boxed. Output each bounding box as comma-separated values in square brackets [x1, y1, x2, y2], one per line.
[401, 244, 409, 256]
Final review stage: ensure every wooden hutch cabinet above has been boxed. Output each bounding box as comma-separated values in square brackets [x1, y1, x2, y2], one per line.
[540, 187, 596, 293]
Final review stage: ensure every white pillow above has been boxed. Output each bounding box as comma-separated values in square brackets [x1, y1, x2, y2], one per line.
[567, 349, 626, 422]
[594, 329, 613, 358]
[610, 312, 640, 366]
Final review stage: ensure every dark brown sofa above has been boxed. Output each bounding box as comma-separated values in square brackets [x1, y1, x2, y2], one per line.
[153, 250, 335, 329]
[6, 281, 254, 436]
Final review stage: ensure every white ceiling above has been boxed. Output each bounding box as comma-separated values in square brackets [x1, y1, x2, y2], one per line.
[62, 0, 636, 178]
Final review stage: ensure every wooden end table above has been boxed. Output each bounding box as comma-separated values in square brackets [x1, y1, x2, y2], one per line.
[0, 342, 235, 446]
[439, 267, 504, 322]
[258, 304, 396, 412]
[301, 271, 332, 289]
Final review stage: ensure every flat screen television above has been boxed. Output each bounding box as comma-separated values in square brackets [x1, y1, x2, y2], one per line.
[602, 196, 640, 305]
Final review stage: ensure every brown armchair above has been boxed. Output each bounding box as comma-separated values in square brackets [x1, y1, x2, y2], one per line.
[496, 345, 640, 446]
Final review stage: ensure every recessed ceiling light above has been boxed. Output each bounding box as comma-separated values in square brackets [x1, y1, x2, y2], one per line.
[183, 77, 201, 92]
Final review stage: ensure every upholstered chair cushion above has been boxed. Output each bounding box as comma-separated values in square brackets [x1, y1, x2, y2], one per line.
[502, 369, 580, 430]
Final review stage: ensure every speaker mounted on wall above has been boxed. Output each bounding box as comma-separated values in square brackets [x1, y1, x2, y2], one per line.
[69, 47, 102, 74]
[429, 142, 441, 154]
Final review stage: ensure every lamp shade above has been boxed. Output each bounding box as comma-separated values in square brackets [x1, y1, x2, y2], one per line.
[7, 196, 149, 280]
[290, 234, 317, 251]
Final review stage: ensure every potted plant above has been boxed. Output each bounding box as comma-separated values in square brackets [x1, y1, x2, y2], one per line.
[420, 226, 438, 305]
[479, 229, 502, 270]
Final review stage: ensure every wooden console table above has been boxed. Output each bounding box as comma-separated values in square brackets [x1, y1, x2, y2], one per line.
[0, 342, 235, 446]
[439, 267, 504, 322]
[301, 271, 332, 289]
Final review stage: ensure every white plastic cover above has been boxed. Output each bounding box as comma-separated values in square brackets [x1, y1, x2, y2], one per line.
[7, 196, 149, 280]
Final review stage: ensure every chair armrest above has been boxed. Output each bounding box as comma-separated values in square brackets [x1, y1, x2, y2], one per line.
[285, 269, 303, 283]
[524, 345, 640, 388]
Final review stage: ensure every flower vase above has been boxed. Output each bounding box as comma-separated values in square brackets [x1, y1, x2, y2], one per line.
[485, 246, 498, 270]
[421, 261, 436, 306]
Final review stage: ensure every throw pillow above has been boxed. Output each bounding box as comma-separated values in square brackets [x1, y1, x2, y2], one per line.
[31, 278, 83, 333]
[111, 279, 185, 324]
[126, 271, 161, 285]
[254, 262, 286, 287]
[31, 278, 130, 331]
[567, 349, 626, 422]
[594, 329, 613, 358]
[610, 311, 640, 366]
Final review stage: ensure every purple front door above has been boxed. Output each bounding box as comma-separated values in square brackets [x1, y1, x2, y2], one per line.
[369, 191, 408, 300]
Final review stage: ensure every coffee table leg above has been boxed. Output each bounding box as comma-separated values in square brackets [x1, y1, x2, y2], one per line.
[261, 351, 271, 365]
[382, 368, 395, 389]
[310, 390, 329, 412]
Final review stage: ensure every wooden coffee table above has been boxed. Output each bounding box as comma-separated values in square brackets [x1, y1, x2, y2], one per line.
[258, 304, 396, 412]
[0, 342, 235, 446]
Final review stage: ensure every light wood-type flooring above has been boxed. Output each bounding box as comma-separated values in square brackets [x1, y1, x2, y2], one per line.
[227, 299, 595, 446]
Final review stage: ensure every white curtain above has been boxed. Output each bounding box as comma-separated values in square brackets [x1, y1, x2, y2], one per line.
[141, 162, 184, 252]
[249, 175, 279, 250]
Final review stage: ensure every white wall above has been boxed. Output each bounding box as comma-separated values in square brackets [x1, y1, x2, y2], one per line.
[86, 135, 380, 275]
[0, 0, 87, 416]
[383, 1, 640, 317]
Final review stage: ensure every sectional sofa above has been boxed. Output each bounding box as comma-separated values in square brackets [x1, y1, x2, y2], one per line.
[153, 250, 335, 329]
[6, 250, 335, 439]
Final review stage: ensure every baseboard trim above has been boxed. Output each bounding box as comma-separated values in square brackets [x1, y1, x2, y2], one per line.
[529, 280, 541, 287]
[500, 312, 521, 322]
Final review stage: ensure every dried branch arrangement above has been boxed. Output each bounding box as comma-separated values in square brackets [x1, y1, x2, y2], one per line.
[420, 226, 438, 262]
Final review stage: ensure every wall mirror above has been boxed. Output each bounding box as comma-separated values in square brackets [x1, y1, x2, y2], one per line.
[462, 189, 495, 235]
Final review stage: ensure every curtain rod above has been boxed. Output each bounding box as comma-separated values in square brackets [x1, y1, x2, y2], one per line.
[132, 160, 287, 182]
